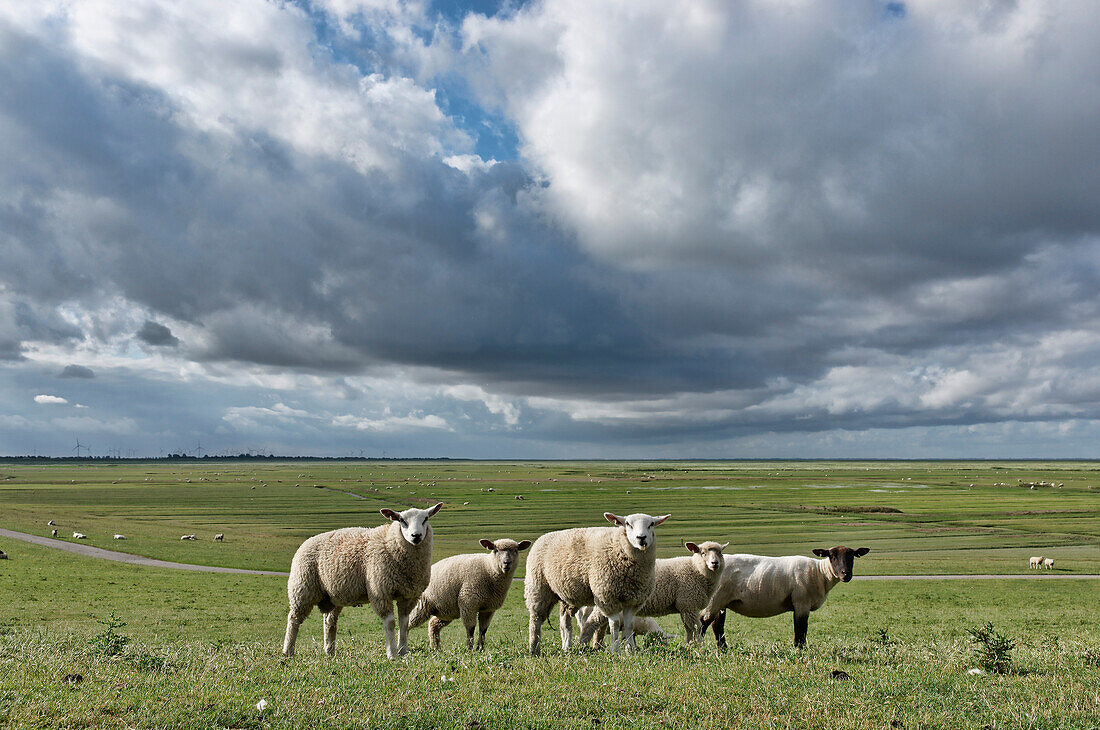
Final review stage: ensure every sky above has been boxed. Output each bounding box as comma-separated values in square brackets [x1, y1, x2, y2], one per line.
[2, 0, 1099, 458]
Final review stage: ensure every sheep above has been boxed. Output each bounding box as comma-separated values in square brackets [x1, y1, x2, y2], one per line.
[47, 520, 56, 526]
[700, 546, 870, 648]
[214, 533, 224, 542]
[524, 512, 670, 655]
[180, 534, 197, 541]
[283, 503, 443, 660]
[51, 529, 58, 537]
[409, 537, 532, 650]
[113, 534, 125, 540]
[0, 549, 7, 559]
[1044, 557, 1055, 570]
[578, 541, 728, 646]
[72, 532, 87, 539]
[574, 606, 673, 642]
[1030, 556, 1045, 569]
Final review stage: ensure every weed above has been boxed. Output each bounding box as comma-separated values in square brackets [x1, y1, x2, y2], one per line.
[89, 613, 130, 657]
[967, 621, 1015, 674]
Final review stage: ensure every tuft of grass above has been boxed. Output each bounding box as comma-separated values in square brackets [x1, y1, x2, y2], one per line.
[88, 613, 129, 657]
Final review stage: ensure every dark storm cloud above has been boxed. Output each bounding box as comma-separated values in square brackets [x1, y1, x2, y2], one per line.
[136, 321, 180, 347]
[59, 365, 95, 379]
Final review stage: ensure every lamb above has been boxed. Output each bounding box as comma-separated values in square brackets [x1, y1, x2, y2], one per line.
[1044, 557, 1055, 570]
[1030, 556, 1045, 569]
[214, 533, 224, 541]
[578, 541, 728, 646]
[283, 503, 443, 659]
[524, 512, 670, 655]
[574, 606, 673, 642]
[409, 537, 532, 650]
[700, 546, 870, 648]
[72, 532, 87, 539]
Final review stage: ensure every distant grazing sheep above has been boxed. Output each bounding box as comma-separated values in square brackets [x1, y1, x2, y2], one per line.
[47, 520, 56, 526]
[284, 503, 443, 659]
[51, 529, 58, 537]
[409, 537, 531, 650]
[701, 546, 870, 648]
[214, 533, 224, 542]
[1044, 557, 1055, 570]
[1030, 556, 1044, 569]
[0, 549, 7, 559]
[113, 534, 125, 540]
[180, 534, 197, 541]
[73, 533, 87, 539]
[524, 512, 670, 655]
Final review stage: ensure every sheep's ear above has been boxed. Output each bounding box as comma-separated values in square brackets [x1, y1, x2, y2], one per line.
[517, 540, 532, 551]
[480, 539, 496, 551]
[685, 542, 700, 554]
[427, 502, 444, 517]
[652, 514, 671, 526]
[380, 508, 402, 522]
[812, 548, 829, 557]
[605, 512, 625, 526]
[855, 547, 870, 557]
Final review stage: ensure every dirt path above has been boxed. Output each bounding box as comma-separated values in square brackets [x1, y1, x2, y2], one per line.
[0, 528, 289, 576]
[3, 527, 1098, 580]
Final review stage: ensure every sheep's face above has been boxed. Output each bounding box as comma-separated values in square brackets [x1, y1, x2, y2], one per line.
[480, 538, 532, 575]
[381, 502, 443, 546]
[687, 541, 728, 573]
[812, 546, 870, 582]
[605, 512, 671, 551]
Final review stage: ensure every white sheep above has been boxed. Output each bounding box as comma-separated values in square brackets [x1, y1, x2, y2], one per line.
[51, 529, 58, 537]
[214, 533, 224, 541]
[180, 534, 197, 541]
[524, 512, 670, 655]
[73, 532, 87, 539]
[47, 520, 56, 526]
[1029, 556, 1044, 569]
[700, 546, 870, 648]
[409, 537, 531, 650]
[1044, 557, 1055, 570]
[113, 534, 125, 540]
[578, 541, 728, 646]
[0, 549, 7, 559]
[574, 607, 674, 642]
[283, 503, 443, 659]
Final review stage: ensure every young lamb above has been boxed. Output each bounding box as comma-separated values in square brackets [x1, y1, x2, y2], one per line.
[700, 546, 870, 648]
[1044, 557, 1055, 570]
[1029, 556, 1045, 569]
[578, 541, 727, 646]
[574, 606, 673, 642]
[524, 512, 670, 655]
[283, 503, 443, 659]
[409, 537, 531, 650]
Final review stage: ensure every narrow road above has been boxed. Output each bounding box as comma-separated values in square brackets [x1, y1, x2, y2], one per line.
[0, 528, 289, 576]
[2, 527, 1098, 580]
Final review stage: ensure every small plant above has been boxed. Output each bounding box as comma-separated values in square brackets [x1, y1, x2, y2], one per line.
[89, 614, 130, 657]
[872, 628, 895, 646]
[967, 621, 1015, 674]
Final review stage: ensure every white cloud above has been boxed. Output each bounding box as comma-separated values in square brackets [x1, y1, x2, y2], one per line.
[33, 394, 68, 404]
[332, 411, 450, 431]
[443, 384, 519, 425]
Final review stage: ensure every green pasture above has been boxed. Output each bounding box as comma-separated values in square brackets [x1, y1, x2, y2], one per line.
[1, 461, 1099, 728]
[0, 540, 1098, 728]
[1, 460, 1098, 574]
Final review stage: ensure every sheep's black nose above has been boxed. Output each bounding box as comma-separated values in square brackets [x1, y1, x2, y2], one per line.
[638, 536, 647, 545]
[411, 533, 423, 543]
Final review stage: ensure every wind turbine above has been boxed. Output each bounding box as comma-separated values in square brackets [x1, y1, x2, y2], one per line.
[73, 439, 86, 458]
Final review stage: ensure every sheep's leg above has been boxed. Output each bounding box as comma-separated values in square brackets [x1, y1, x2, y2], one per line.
[476, 610, 493, 651]
[713, 610, 728, 649]
[559, 604, 575, 652]
[680, 609, 701, 643]
[396, 598, 415, 657]
[428, 616, 447, 649]
[621, 607, 636, 652]
[606, 609, 621, 653]
[460, 605, 478, 651]
[282, 606, 309, 657]
[528, 599, 554, 656]
[381, 613, 398, 659]
[578, 612, 602, 647]
[323, 606, 342, 656]
[793, 612, 809, 648]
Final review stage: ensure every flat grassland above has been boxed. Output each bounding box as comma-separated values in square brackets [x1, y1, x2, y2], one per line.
[0, 460, 1098, 728]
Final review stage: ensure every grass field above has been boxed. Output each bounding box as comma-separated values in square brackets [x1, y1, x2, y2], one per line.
[1, 460, 1098, 728]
